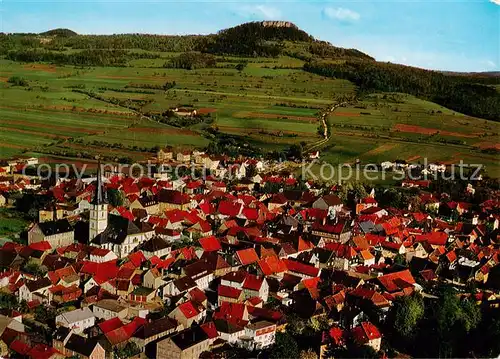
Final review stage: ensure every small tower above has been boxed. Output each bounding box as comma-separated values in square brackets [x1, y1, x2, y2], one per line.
[89, 159, 108, 241]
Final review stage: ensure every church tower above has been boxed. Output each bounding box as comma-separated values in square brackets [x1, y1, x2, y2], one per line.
[89, 160, 108, 241]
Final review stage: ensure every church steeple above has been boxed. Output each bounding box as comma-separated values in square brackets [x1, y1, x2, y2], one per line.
[91, 158, 106, 205]
[89, 157, 108, 241]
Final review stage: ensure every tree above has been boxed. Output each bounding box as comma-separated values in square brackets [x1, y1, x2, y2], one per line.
[107, 188, 124, 207]
[392, 294, 424, 340]
[423, 285, 482, 357]
[22, 259, 48, 277]
[7, 76, 28, 86]
[114, 342, 141, 358]
[35, 305, 57, 324]
[287, 144, 303, 160]
[338, 181, 367, 203]
[393, 253, 406, 266]
[0, 293, 18, 310]
[270, 332, 299, 359]
[299, 348, 318, 359]
[235, 63, 247, 72]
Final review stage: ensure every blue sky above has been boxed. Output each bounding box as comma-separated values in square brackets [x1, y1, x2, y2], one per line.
[1, 0, 499, 72]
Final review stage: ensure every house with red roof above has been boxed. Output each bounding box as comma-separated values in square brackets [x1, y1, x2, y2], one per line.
[236, 248, 259, 266]
[188, 220, 213, 237]
[257, 255, 287, 277]
[198, 236, 221, 252]
[218, 285, 244, 306]
[376, 269, 417, 296]
[283, 259, 320, 279]
[242, 274, 269, 302]
[158, 189, 191, 211]
[168, 300, 206, 329]
[415, 231, 449, 248]
[312, 220, 351, 244]
[213, 301, 249, 327]
[351, 321, 382, 351]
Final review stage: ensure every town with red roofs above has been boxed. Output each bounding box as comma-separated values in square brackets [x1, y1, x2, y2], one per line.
[0, 148, 498, 359]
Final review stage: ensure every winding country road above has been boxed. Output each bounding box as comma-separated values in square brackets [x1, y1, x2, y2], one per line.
[306, 100, 348, 152]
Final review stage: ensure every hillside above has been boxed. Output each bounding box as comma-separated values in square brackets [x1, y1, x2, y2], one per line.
[0, 21, 498, 177]
[1, 21, 373, 60]
[39, 28, 78, 37]
[304, 60, 500, 122]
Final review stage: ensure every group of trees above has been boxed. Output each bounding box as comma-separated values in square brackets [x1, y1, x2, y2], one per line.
[6, 49, 140, 67]
[304, 60, 500, 122]
[165, 52, 217, 70]
[384, 287, 499, 358]
[7, 76, 28, 86]
[308, 41, 374, 60]
[375, 187, 422, 210]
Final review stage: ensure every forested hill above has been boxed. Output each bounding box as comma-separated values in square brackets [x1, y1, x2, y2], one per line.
[304, 60, 500, 122]
[0, 21, 373, 60]
[39, 28, 77, 37]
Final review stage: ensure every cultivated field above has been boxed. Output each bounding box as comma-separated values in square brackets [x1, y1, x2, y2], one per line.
[0, 52, 498, 175]
[322, 93, 500, 176]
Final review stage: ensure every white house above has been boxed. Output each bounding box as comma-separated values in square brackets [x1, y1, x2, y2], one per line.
[55, 307, 95, 334]
[18, 278, 52, 303]
[92, 299, 128, 321]
[239, 321, 276, 351]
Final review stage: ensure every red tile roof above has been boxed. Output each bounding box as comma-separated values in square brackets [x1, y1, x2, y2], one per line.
[257, 255, 287, 276]
[377, 269, 416, 293]
[352, 322, 381, 345]
[242, 274, 264, 291]
[198, 236, 221, 252]
[127, 251, 146, 268]
[214, 301, 247, 326]
[236, 248, 259, 266]
[28, 344, 61, 359]
[242, 207, 259, 221]
[99, 317, 124, 334]
[28, 241, 52, 252]
[201, 321, 218, 339]
[218, 285, 242, 299]
[189, 287, 207, 304]
[283, 259, 320, 277]
[415, 231, 448, 246]
[178, 301, 200, 319]
[218, 200, 242, 217]
[10, 340, 31, 355]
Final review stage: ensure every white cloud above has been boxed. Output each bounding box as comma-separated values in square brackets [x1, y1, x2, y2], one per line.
[323, 7, 360, 22]
[236, 5, 282, 20]
[490, 0, 500, 5]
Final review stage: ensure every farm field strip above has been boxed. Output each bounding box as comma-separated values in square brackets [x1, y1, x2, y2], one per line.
[0, 109, 133, 129]
[0, 130, 54, 146]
